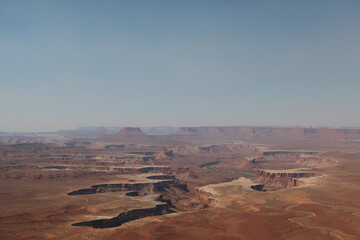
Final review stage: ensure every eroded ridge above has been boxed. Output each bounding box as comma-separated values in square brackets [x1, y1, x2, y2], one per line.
[195, 177, 265, 207]
[194, 168, 324, 211]
[72, 195, 174, 228]
[253, 169, 321, 191]
[69, 173, 189, 228]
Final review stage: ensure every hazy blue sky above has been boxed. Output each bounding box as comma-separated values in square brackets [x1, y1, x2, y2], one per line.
[1, 0, 359, 132]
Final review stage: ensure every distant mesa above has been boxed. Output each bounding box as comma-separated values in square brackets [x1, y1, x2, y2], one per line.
[95, 127, 107, 132]
[173, 126, 360, 140]
[116, 127, 147, 137]
[173, 127, 201, 136]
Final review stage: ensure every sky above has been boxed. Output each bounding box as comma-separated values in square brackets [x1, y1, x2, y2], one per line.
[1, 0, 359, 132]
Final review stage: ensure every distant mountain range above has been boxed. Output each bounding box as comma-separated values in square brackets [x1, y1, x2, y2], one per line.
[55, 126, 178, 138]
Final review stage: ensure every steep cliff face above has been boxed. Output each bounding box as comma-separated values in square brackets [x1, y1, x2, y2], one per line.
[67, 180, 178, 196]
[295, 157, 337, 168]
[173, 127, 360, 141]
[254, 170, 318, 190]
[116, 127, 147, 136]
[194, 188, 220, 207]
[73, 196, 174, 228]
[257, 170, 317, 179]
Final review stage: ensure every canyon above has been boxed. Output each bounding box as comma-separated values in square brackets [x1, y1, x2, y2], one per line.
[0, 126, 359, 239]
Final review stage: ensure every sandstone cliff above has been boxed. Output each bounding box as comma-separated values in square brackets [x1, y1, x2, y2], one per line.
[295, 156, 337, 168]
[253, 169, 318, 190]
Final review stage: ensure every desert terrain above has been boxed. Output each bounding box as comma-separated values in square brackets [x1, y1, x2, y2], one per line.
[0, 127, 359, 240]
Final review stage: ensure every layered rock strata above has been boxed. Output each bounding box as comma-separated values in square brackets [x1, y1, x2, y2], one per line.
[253, 169, 319, 190]
[72, 195, 174, 228]
[67, 178, 186, 196]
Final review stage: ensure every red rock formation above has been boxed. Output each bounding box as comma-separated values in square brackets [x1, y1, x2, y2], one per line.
[194, 188, 220, 207]
[257, 170, 317, 179]
[295, 157, 336, 168]
[67, 179, 181, 196]
[253, 170, 318, 190]
[116, 127, 147, 137]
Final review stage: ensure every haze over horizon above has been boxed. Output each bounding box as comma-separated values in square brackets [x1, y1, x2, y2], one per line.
[1, 0, 360, 132]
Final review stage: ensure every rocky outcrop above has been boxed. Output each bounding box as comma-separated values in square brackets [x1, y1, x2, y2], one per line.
[116, 127, 147, 137]
[253, 170, 318, 190]
[73, 195, 174, 228]
[69, 175, 188, 228]
[295, 157, 337, 168]
[67, 171, 189, 196]
[194, 188, 220, 207]
[257, 170, 317, 179]
[67, 180, 177, 196]
[195, 178, 265, 206]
